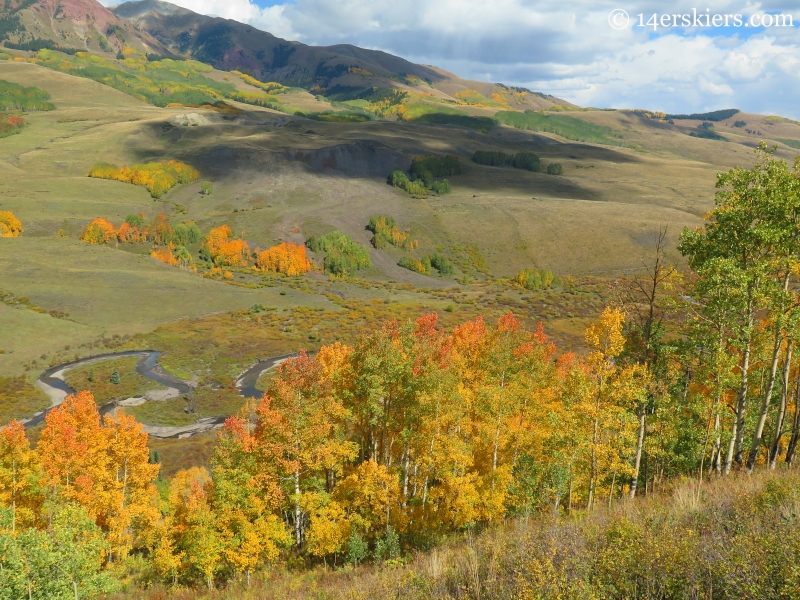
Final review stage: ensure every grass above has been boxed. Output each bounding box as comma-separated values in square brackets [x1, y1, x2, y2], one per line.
[0, 57, 776, 404]
[62, 356, 166, 404]
[125, 397, 197, 427]
[494, 110, 622, 144]
[0, 375, 50, 425]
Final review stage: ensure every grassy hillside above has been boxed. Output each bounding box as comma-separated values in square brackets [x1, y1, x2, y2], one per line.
[108, 470, 800, 599]
[2, 56, 797, 378]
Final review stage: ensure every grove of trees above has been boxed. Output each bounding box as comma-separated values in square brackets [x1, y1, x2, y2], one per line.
[255, 242, 312, 276]
[5, 144, 800, 596]
[88, 161, 199, 198]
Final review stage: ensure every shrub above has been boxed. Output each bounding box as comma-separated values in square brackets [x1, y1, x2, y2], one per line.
[306, 230, 371, 276]
[201, 181, 213, 195]
[0, 114, 27, 138]
[374, 527, 401, 563]
[88, 160, 200, 198]
[388, 170, 429, 195]
[514, 267, 561, 290]
[431, 179, 451, 194]
[429, 253, 455, 276]
[546, 163, 563, 175]
[367, 216, 417, 250]
[171, 222, 201, 246]
[256, 242, 312, 275]
[398, 256, 431, 275]
[0, 210, 22, 237]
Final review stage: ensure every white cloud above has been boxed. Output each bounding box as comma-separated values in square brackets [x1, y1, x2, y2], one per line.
[107, 0, 800, 118]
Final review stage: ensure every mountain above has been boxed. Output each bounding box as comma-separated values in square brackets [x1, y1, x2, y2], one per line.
[0, 0, 168, 55]
[2, 0, 569, 108]
[109, 0, 565, 107]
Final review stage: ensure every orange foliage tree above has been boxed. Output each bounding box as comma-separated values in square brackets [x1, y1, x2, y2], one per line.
[0, 210, 23, 237]
[256, 242, 311, 276]
[81, 218, 117, 244]
[205, 225, 250, 267]
[37, 391, 160, 562]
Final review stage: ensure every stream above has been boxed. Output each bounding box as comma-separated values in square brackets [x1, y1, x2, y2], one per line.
[25, 350, 293, 437]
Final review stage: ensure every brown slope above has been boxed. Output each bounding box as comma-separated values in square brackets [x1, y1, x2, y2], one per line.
[0, 0, 169, 55]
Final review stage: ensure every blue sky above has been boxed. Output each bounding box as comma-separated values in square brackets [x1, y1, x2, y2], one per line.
[107, 0, 800, 118]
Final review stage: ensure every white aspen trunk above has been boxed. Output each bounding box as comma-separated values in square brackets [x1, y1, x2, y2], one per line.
[731, 293, 755, 472]
[629, 407, 646, 499]
[746, 318, 786, 473]
[769, 340, 794, 469]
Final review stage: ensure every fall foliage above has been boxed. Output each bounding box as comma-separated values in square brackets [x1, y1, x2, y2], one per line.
[205, 225, 250, 267]
[0, 210, 22, 237]
[88, 161, 200, 198]
[81, 218, 117, 244]
[367, 215, 417, 251]
[255, 242, 312, 275]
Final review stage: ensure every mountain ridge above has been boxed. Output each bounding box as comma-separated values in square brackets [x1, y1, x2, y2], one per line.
[1, 0, 570, 109]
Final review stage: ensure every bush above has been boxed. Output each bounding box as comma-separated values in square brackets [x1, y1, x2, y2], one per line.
[388, 169, 429, 195]
[398, 256, 431, 275]
[170, 222, 201, 246]
[431, 179, 451, 194]
[374, 527, 401, 563]
[514, 267, 561, 290]
[546, 163, 563, 175]
[429, 253, 455, 275]
[306, 230, 371, 276]
[367, 216, 416, 250]
[201, 181, 213, 195]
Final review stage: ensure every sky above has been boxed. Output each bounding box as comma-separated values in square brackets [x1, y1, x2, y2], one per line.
[106, 0, 800, 118]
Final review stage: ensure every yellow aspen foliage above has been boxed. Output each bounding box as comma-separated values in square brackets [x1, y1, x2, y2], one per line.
[301, 492, 351, 558]
[585, 306, 626, 361]
[334, 460, 400, 539]
[255, 242, 312, 275]
[0, 420, 41, 530]
[151, 518, 184, 586]
[0, 210, 22, 237]
[88, 160, 199, 198]
[81, 218, 117, 244]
